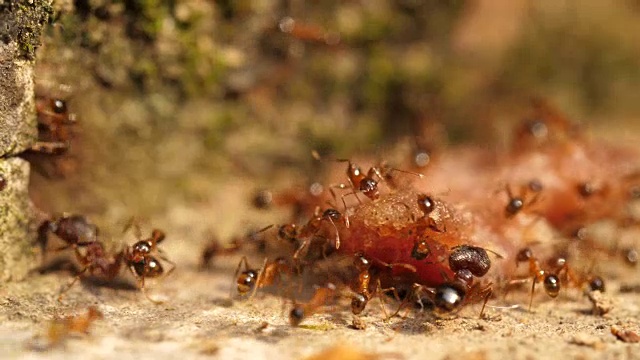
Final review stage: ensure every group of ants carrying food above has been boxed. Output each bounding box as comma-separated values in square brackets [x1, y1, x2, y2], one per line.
[30, 95, 640, 331]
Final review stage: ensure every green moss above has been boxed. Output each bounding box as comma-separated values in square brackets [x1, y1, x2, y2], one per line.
[0, 0, 53, 59]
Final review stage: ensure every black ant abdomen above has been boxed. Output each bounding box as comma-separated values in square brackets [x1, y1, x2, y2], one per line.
[448, 245, 492, 278]
[543, 274, 560, 297]
[434, 282, 466, 313]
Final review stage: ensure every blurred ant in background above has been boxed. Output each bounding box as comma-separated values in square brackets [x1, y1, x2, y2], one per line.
[511, 247, 605, 311]
[23, 95, 79, 178]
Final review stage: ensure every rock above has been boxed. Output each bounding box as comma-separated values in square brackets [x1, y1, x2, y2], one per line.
[0, 157, 34, 281]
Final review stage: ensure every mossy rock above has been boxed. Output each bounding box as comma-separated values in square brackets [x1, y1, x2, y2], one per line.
[0, 158, 34, 281]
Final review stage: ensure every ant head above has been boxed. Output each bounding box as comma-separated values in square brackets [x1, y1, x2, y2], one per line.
[528, 179, 543, 193]
[351, 293, 367, 314]
[289, 306, 305, 326]
[133, 241, 152, 257]
[151, 229, 166, 243]
[577, 182, 597, 198]
[417, 194, 435, 215]
[448, 245, 491, 277]
[589, 276, 605, 292]
[52, 99, 67, 114]
[353, 253, 370, 271]
[523, 118, 549, 140]
[359, 177, 379, 199]
[237, 270, 258, 295]
[411, 239, 430, 261]
[623, 248, 638, 266]
[543, 274, 560, 297]
[506, 197, 524, 216]
[322, 208, 341, 221]
[278, 224, 298, 243]
[434, 282, 466, 313]
[516, 248, 533, 263]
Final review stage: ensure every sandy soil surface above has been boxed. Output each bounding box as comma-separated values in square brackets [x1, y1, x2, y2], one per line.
[1, 215, 639, 360]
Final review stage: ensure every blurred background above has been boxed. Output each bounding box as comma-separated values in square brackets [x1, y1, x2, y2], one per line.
[32, 0, 640, 241]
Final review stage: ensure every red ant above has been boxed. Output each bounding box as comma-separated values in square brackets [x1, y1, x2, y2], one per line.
[314, 151, 422, 207]
[31, 97, 76, 155]
[122, 220, 175, 303]
[513, 247, 605, 311]
[294, 207, 346, 257]
[200, 226, 272, 269]
[350, 253, 415, 318]
[513, 98, 581, 151]
[503, 182, 542, 218]
[403, 245, 502, 317]
[231, 256, 294, 299]
[289, 282, 337, 326]
[409, 279, 494, 317]
[57, 241, 123, 301]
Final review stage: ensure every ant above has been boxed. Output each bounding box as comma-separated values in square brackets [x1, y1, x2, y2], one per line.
[415, 193, 447, 232]
[232, 256, 294, 299]
[293, 207, 346, 260]
[503, 182, 542, 218]
[37, 214, 99, 259]
[350, 254, 415, 318]
[402, 245, 501, 317]
[57, 241, 123, 301]
[513, 98, 581, 150]
[122, 221, 175, 303]
[408, 280, 494, 317]
[314, 151, 422, 207]
[200, 226, 272, 269]
[289, 282, 337, 326]
[513, 247, 605, 311]
[31, 97, 76, 155]
[40, 306, 103, 348]
[448, 245, 502, 283]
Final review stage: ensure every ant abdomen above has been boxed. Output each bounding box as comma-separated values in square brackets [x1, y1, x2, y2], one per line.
[448, 245, 492, 278]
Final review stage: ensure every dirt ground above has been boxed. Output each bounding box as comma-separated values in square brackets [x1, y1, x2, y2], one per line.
[1, 211, 639, 360]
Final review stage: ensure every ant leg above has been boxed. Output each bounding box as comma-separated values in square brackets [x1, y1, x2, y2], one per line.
[528, 276, 537, 312]
[248, 258, 268, 300]
[326, 217, 341, 250]
[293, 239, 310, 263]
[379, 284, 403, 320]
[478, 284, 493, 318]
[57, 266, 88, 301]
[156, 250, 176, 278]
[30, 141, 68, 154]
[122, 217, 143, 239]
